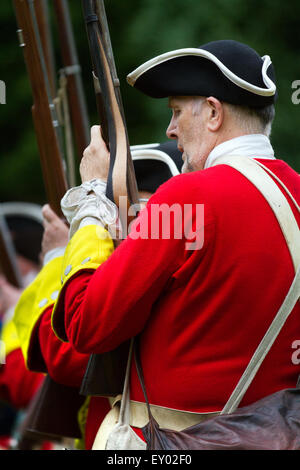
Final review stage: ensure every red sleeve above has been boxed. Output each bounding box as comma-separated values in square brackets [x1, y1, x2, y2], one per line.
[0, 348, 44, 409]
[63, 176, 210, 354]
[38, 306, 89, 387]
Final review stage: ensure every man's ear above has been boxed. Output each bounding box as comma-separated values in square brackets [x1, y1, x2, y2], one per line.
[206, 97, 223, 132]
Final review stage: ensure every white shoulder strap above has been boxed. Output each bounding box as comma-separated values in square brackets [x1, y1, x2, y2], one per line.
[210, 155, 300, 414]
[211, 155, 300, 271]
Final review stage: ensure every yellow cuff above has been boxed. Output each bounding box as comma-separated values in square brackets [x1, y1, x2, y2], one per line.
[13, 256, 64, 369]
[1, 318, 20, 358]
[51, 225, 114, 342]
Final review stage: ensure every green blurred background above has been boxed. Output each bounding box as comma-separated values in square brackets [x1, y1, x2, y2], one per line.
[0, 0, 299, 206]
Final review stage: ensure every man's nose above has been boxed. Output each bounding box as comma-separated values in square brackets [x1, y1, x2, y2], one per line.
[166, 118, 177, 140]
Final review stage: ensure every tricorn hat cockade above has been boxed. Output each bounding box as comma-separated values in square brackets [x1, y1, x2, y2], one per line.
[127, 40, 277, 108]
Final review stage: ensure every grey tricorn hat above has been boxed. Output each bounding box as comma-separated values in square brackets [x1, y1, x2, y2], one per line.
[127, 40, 277, 108]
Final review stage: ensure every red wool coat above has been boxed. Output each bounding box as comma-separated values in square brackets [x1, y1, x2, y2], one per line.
[54, 158, 300, 450]
[38, 306, 111, 449]
[0, 348, 44, 409]
[38, 306, 89, 388]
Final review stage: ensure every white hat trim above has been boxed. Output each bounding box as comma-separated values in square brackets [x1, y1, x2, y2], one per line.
[127, 48, 276, 97]
[131, 148, 180, 176]
[0, 202, 43, 224]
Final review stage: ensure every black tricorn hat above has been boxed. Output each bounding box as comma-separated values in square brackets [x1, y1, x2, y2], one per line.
[127, 40, 277, 108]
[131, 141, 182, 193]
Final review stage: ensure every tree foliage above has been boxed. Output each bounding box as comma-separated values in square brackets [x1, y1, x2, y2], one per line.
[0, 0, 299, 205]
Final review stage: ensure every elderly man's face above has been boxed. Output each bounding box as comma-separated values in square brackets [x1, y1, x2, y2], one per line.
[166, 96, 214, 173]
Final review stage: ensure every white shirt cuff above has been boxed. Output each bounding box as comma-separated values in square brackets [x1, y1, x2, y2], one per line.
[61, 179, 119, 239]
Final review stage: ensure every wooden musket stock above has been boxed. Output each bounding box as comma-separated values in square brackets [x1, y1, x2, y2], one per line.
[80, 0, 139, 398]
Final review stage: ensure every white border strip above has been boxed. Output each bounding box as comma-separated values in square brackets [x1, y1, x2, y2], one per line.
[127, 48, 276, 97]
[0, 202, 43, 224]
[131, 149, 180, 176]
[131, 143, 160, 151]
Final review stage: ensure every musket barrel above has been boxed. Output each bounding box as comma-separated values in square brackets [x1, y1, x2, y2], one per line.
[82, 0, 139, 208]
[94, 0, 139, 207]
[53, 0, 90, 159]
[34, 0, 57, 99]
[13, 0, 68, 217]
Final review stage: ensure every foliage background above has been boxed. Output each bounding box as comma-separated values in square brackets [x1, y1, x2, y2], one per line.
[0, 0, 299, 206]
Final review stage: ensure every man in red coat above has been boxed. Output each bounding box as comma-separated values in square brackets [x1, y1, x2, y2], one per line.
[52, 40, 300, 449]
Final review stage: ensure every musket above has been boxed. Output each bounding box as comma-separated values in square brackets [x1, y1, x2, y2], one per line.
[12, 0, 85, 446]
[82, 0, 139, 216]
[33, 0, 89, 186]
[13, 0, 68, 217]
[3, 0, 60, 289]
[79, 0, 139, 397]
[53, 0, 90, 160]
[1, 6, 56, 292]
[35, 0, 73, 184]
[34, 0, 57, 99]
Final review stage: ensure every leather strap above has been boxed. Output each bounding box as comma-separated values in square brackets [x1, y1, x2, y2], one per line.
[134, 338, 219, 427]
[210, 155, 300, 414]
[221, 263, 300, 414]
[211, 155, 300, 271]
[128, 400, 218, 430]
[92, 397, 216, 449]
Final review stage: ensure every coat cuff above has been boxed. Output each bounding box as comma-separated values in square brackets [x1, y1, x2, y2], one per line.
[13, 255, 64, 370]
[51, 224, 114, 342]
[61, 179, 118, 239]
